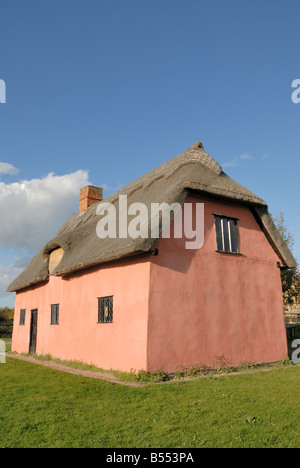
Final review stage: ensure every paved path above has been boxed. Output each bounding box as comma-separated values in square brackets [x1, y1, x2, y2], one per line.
[6, 353, 143, 388]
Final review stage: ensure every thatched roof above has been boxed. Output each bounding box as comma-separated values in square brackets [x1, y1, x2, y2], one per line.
[7, 141, 297, 293]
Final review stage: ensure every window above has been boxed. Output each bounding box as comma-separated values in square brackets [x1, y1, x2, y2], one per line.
[20, 309, 26, 325]
[214, 215, 239, 254]
[51, 304, 59, 325]
[98, 296, 113, 323]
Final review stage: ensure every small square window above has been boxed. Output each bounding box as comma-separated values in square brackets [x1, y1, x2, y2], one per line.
[51, 304, 59, 325]
[214, 215, 239, 254]
[98, 296, 113, 323]
[20, 309, 26, 326]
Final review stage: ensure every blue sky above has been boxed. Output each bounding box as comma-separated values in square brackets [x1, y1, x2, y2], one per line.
[0, 0, 300, 307]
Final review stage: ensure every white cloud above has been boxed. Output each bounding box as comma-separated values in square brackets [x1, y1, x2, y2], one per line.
[0, 260, 26, 298]
[223, 160, 237, 168]
[240, 153, 254, 160]
[0, 169, 92, 299]
[0, 170, 90, 252]
[0, 162, 19, 175]
[223, 153, 255, 168]
[223, 152, 271, 168]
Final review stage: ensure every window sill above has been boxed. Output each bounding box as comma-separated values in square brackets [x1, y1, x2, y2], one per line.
[215, 250, 243, 256]
[97, 322, 114, 324]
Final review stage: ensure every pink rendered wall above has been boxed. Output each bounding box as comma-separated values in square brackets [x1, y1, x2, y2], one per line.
[147, 195, 288, 372]
[12, 257, 150, 372]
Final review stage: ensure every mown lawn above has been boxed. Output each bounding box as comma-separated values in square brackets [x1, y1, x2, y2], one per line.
[0, 358, 299, 448]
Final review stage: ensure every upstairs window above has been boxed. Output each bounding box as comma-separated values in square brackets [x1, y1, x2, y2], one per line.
[20, 309, 26, 326]
[98, 296, 113, 323]
[51, 304, 60, 325]
[214, 215, 239, 254]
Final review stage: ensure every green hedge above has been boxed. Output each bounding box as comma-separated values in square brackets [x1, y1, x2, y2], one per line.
[0, 321, 13, 338]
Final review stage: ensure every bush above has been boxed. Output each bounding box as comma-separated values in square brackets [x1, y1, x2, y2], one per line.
[0, 308, 14, 338]
[0, 321, 13, 338]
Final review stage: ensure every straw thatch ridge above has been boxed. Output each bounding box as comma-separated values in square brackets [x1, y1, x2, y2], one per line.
[7, 142, 296, 293]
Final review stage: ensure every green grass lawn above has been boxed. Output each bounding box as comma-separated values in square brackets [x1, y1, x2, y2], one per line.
[0, 357, 299, 448]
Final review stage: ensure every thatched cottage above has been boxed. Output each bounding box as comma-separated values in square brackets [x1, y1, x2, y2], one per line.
[8, 142, 296, 372]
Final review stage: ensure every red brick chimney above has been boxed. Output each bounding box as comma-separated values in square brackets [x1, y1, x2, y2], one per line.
[79, 186, 103, 213]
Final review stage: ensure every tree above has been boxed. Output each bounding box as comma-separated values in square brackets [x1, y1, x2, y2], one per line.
[0, 307, 14, 322]
[0, 307, 14, 338]
[273, 213, 300, 306]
